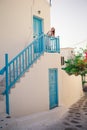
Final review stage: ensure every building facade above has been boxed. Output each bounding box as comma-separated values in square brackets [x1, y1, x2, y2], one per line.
[0, 0, 83, 117]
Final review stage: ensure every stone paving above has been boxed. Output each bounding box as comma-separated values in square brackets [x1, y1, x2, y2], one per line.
[0, 94, 87, 130]
[46, 93, 87, 130]
[64, 94, 87, 130]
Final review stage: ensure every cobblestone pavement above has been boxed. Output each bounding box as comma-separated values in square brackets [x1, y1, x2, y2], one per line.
[46, 94, 87, 130]
[0, 94, 87, 130]
[16, 94, 87, 130]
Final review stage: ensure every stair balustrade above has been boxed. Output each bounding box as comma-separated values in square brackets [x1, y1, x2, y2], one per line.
[0, 33, 60, 115]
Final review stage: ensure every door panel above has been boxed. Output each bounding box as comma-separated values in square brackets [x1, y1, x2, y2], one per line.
[49, 69, 58, 109]
[33, 16, 43, 53]
[33, 16, 42, 38]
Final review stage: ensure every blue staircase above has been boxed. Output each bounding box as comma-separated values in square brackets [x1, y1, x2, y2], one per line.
[0, 33, 60, 115]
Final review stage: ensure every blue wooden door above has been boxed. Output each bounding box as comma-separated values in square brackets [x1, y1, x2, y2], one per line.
[33, 16, 43, 38]
[33, 16, 43, 53]
[49, 69, 58, 109]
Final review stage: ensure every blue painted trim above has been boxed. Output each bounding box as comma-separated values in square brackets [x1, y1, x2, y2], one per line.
[0, 33, 60, 115]
[49, 68, 58, 109]
[16, 58, 18, 78]
[0, 66, 6, 75]
[56, 69, 59, 106]
[57, 36, 60, 53]
[2, 34, 60, 94]
[33, 16, 43, 35]
[5, 54, 10, 115]
[44, 34, 60, 53]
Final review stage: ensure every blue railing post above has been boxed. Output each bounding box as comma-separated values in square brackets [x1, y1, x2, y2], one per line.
[57, 36, 60, 53]
[42, 33, 45, 52]
[42, 34, 44, 52]
[5, 54, 10, 115]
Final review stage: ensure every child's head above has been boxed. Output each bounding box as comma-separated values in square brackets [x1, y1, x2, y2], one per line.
[51, 27, 55, 36]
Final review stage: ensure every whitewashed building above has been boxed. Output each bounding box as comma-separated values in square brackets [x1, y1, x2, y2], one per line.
[0, 0, 83, 117]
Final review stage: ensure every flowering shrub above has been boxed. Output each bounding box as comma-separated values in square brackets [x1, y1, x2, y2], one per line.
[62, 48, 87, 91]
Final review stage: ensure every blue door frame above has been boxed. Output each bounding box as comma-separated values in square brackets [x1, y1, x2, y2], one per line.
[33, 16, 43, 53]
[49, 69, 58, 109]
[33, 16, 43, 38]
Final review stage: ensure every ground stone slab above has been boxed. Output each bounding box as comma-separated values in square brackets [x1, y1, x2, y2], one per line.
[1, 94, 87, 130]
[64, 128, 78, 130]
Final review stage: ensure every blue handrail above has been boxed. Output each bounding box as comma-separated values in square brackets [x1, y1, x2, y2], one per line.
[0, 66, 6, 75]
[0, 33, 60, 115]
[44, 35, 60, 53]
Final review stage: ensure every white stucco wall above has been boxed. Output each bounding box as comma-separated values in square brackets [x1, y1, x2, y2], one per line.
[0, 1, 84, 117]
[9, 50, 84, 117]
[61, 48, 74, 61]
[0, 0, 50, 115]
[60, 48, 84, 107]
[0, 0, 50, 68]
[61, 70, 83, 107]
[10, 53, 62, 117]
[0, 97, 5, 114]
